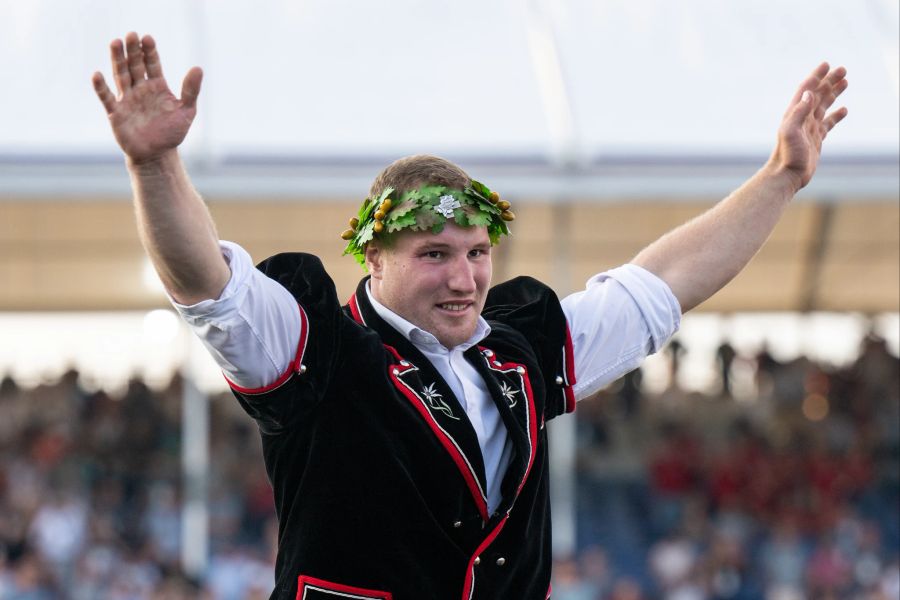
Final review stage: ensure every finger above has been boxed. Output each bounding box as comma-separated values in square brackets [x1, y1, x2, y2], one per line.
[180, 67, 203, 109]
[125, 31, 147, 84]
[786, 62, 830, 111]
[815, 79, 850, 120]
[823, 106, 848, 133]
[816, 75, 849, 115]
[92, 72, 117, 114]
[142, 34, 164, 79]
[815, 66, 847, 101]
[784, 90, 817, 132]
[820, 65, 847, 89]
[110, 38, 132, 94]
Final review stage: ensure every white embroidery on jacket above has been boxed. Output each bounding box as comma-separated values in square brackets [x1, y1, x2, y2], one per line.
[421, 382, 459, 420]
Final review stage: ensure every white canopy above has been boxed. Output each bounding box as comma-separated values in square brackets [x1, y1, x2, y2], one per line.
[0, 0, 896, 162]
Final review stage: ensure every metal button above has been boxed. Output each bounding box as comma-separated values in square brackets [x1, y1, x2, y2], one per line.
[400, 360, 410, 367]
[473, 556, 481, 566]
[516, 366, 525, 374]
[493, 361, 501, 367]
[392, 368, 399, 375]
[483, 349, 494, 357]
[496, 557, 506, 566]
[555, 375, 564, 385]
[453, 521, 462, 528]
[298, 364, 307, 374]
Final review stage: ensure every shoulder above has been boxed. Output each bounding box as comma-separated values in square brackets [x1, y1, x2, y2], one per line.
[254, 252, 339, 307]
[483, 275, 567, 357]
[483, 276, 562, 325]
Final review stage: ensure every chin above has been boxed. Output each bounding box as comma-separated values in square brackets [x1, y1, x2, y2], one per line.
[440, 327, 476, 348]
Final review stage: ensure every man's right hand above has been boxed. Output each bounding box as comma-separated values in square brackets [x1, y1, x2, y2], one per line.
[92, 32, 202, 163]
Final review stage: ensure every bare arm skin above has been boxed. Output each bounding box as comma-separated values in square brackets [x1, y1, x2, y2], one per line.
[632, 63, 849, 313]
[92, 32, 230, 305]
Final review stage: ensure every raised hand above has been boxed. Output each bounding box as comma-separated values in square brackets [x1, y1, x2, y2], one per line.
[771, 63, 848, 190]
[92, 32, 202, 163]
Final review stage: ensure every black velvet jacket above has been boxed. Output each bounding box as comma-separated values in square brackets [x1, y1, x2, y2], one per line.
[229, 253, 576, 600]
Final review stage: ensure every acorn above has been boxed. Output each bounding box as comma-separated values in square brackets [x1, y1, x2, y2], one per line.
[381, 198, 393, 211]
[489, 191, 500, 203]
[340, 229, 355, 240]
[500, 210, 515, 222]
[349, 217, 359, 229]
[374, 210, 386, 221]
[496, 200, 511, 211]
[373, 221, 384, 233]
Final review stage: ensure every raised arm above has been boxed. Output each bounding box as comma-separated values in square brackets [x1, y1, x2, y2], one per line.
[632, 63, 849, 312]
[92, 32, 229, 305]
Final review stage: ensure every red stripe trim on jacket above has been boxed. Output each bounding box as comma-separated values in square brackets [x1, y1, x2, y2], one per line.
[226, 303, 309, 395]
[388, 363, 490, 522]
[562, 324, 577, 413]
[518, 363, 538, 496]
[478, 347, 538, 499]
[297, 574, 393, 599]
[348, 292, 365, 325]
[382, 344, 404, 363]
[461, 517, 508, 600]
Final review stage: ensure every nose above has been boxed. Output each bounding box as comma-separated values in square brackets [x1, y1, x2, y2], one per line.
[446, 254, 477, 295]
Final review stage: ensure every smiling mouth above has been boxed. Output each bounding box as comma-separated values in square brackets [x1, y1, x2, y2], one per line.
[438, 303, 471, 312]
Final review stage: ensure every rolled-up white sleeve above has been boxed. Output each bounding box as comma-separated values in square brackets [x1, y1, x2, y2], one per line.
[560, 264, 681, 400]
[170, 241, 302, 390]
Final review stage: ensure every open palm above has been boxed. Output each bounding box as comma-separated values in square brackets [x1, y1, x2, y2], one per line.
[92, 33, 202, 163]
[773, 63, 848, 190]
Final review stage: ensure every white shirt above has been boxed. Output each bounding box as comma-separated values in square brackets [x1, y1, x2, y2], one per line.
[174, 241, 681, 513]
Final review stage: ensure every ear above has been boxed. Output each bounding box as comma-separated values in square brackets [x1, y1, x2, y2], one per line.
[365, 243, 384, 279]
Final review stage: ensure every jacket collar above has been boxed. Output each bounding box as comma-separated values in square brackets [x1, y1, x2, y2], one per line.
[347, 277, 540, 520]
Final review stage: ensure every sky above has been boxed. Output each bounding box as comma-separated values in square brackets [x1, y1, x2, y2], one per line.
[0, 0, 897, 161]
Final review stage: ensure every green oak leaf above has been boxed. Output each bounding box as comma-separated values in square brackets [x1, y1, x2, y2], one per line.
[467, 210, 493, 227]
[418, 184, 448, 198]
[414, 210, 439, 230]
[389, 197, 418, 219]
[387, 212, 417, 232]
[357, 221, 376, 245]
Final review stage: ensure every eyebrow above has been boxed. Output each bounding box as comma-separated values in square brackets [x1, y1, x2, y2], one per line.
[412, 240, 490, 252]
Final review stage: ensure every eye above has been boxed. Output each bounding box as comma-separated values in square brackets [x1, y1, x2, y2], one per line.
[424, 250, 444, 259]
[469, 248, 488, 258]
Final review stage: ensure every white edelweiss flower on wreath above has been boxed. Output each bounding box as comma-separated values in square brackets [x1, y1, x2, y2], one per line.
[435, 194, 462, 218]
[499, 381, 519, 408]
[421, 382, 459, 420]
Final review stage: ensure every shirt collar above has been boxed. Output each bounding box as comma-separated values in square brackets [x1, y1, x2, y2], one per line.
[365, 281, 491, 352]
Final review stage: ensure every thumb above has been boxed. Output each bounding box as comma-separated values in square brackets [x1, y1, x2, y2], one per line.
[180, 67, 203, 110]
[784, 90, 816, 131]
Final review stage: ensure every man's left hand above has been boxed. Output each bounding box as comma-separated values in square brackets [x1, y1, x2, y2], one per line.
[770, 62, 849, 191]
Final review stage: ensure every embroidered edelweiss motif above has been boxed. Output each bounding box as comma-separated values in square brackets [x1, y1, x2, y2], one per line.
[499, 381, 519, 408]
[434, 194, 461, 218]
[422, 383, 459, 420]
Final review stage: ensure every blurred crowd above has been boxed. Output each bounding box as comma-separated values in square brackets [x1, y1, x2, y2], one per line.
[555, 335, 900, 600]
[0, 372, 275, 599]
[0, 334, 897, 599]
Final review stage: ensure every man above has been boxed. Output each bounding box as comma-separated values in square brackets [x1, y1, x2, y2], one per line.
[92, 32, 847, 600]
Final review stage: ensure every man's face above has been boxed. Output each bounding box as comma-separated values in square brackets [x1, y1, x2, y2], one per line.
[366, 223, 492, 349]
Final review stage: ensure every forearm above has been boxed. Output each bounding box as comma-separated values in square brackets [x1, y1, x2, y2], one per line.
[129, 150, 230, 304]
[631, 160, 801, 312]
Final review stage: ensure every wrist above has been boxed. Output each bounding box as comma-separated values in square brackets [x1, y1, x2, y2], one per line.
[760, 157, 805, 196]
[126, 149, 181, 173]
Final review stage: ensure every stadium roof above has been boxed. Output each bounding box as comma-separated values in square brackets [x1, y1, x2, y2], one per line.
[0, 0, 897, 313]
